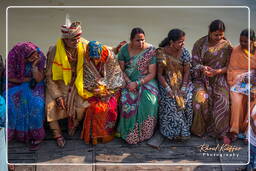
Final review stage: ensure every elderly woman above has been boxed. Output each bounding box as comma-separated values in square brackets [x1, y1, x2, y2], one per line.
[6, 42, 46, 150]
[191, 20, 233, 144]
[227, 29, 256, 142]
[156, 29, 194, 142]
[80, 41, 125, 144]
[117, 27, 159, 144]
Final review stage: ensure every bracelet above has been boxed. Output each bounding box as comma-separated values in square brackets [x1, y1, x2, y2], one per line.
[165, 86, 172, 93]
[136, 80, 141, 86]
[181, 86, 186, 92]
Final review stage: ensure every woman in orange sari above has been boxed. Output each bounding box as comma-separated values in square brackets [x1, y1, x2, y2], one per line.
[81, 41, 125, 144]
[227, 29, 256, 142]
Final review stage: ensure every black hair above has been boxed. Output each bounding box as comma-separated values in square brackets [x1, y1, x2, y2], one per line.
[159, 37, 170, 47]
[159, 29, 185, 47]
[209, 19, 226, 33]
[240, 28, 256, 41]
[130, 27, 145, 40]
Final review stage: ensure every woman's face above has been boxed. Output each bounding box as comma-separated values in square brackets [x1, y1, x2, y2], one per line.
[131, 33, 145, 49]
[240, 35, 250, 50]
[27, 51, 39, 62]
[63, 36, 80, 49]
[171, 36, 185, 50]
[209, 30, 225, 43]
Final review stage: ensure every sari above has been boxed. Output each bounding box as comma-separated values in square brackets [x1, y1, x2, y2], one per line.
[6, 42, 46, 143]
[0, 95, 7, 171]
[191, 36, 232, 137]
[156, 48, 194, 139]
[81, 41, 125, 144]
[227, 45, 256, 135]
[117, 44, 158, 144]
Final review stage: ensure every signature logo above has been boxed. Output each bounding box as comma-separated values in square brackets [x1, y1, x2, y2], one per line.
[198, 143, 242, 153]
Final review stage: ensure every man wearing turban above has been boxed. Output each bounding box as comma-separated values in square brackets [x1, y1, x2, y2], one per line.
[45, 20, 90, 148]
[46, 17, 126, 147]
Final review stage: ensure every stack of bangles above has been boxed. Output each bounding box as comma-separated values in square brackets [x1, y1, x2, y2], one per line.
[136, 78, 145, 86]
[165, 86, 172, 93]
[181, 82, 187, 92]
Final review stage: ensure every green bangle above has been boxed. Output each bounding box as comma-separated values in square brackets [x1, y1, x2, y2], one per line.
[136, 80, 141, 86]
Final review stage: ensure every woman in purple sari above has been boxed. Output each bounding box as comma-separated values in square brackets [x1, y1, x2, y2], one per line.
[6, 42, 46, 150]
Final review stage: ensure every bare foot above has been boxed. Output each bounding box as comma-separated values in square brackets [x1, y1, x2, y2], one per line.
[223, 136, 231, 145]
[56, 136, 65, 148]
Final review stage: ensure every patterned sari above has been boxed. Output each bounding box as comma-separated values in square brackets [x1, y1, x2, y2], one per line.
[81, 41, 125, 144]
[191, 36, 232, 137]
[227, 45, 256, 135]
[156, 48, 194, 139]
[117, 44, 158, 144]
[6, 42, 46, 143]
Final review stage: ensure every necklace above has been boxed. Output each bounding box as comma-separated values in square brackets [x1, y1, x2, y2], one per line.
[65, 48, 77, 61]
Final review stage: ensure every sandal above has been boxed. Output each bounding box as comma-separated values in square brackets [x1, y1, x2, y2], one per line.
[29, 140, 41, 151]
[56, 136, 66, 148]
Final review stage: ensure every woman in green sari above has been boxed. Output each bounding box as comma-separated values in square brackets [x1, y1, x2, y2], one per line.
[117, 27, 159, 144]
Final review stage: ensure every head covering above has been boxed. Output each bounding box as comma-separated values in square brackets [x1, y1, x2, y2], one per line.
[88, 41, 103, 59]
[61, 17, 82, 39]
[8, 42, 46, 82]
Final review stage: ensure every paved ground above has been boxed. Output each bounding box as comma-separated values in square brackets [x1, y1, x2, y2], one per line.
[8, 125, 249, 171]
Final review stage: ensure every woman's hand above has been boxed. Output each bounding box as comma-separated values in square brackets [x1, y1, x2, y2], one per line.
[114, 41, 127, 54]
[202, 66, 213, 72]
[204, 70, 217, 77]
[32, 58, 40, 67]
[202, 66, 217, 77]
[127, 82, 137, 92]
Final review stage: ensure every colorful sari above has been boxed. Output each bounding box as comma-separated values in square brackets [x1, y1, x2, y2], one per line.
[191, 36, 232, 137]
[6, 42, 46, 143]
[156, 48, 194, 139]
[81, 41, 125, 144]
[117, 44, 158, 144]
[227, 45, 256, 135]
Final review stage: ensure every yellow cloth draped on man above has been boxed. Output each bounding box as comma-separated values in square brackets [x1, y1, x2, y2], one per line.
[52, 38, 93, 99]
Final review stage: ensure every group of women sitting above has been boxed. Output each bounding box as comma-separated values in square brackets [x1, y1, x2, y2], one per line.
[3, 19, 256, 151]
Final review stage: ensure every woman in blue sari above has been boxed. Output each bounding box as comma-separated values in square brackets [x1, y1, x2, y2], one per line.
[117, 28, 159, 144]
[6, 42, 46, 150]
